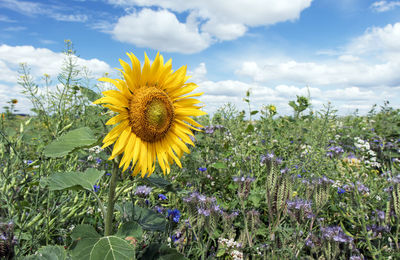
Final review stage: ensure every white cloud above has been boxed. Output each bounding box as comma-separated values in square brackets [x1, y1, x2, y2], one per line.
[112, 9, 211, 54]
[188, 62, 207, 82]
[0, 45, 113, 114]
[3, 26, 26, 32]
[201, 20, 247, 41]
[0, 0, 89, 22]
[237, 59, 400, 87]
[0, 14, 15, 22]
[49, 13, 88, 22]
[0, 45, 111, 80]
[348, 22, 400, 58]
[0, 83, 31, 114]
[236, 22, 400, 89]
[371, 1, 400, 12]
[107, 0, 312, 52]
[189, 63, 392, 116]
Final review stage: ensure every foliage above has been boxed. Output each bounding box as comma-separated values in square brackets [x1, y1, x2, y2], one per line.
[1, 43, 400, 259]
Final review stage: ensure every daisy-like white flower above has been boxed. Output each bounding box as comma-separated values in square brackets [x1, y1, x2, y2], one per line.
[94, 52, 206, 177]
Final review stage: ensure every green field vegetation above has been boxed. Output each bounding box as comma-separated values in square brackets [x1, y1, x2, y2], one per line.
[1, 47, 400, 259]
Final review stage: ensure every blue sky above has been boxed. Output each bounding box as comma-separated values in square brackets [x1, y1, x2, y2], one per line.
[1, 0, 400, 116]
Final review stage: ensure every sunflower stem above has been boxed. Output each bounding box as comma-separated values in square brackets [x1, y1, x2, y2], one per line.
[105, 158, 119, 236]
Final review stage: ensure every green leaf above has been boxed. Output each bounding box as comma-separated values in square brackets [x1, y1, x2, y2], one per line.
[138, 243, 188, 260]
[134, 206, 166, 232]
[48, 168, 104, 191]
[210, 162, 227, 169]
[250, 110, 259, 115]
[70, 225, 101, 260]
[44, 127, 97, 158]
[216, 249, 226, 258]
[116, 221, 143, 240]
[24, 245, 66, 260]
[71, 224, 101, 241]
[115, 202, 134, 222]
[143, 174, 174, 191]
[158, 244, 188, 260]
[245, 124, 254, 133]
[90, 236, 135, 260]
[79, 86, 101, 102]
[248, 192, 262, 207]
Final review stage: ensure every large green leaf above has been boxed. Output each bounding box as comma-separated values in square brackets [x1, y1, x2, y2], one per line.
[138, 243, 188, 260]
[70, 225, 101, 260]
[116, 221, 143, 240]
[48, 168, 104, 191]
[79, 86, 101, 102]
[90, 236, 135, 260]
[210, 162, 227, 169]
[134, 206, 166, 232]
[24, 245, 66, 260]
[142, 174, 174, 191]
[44, 127, 97, 158]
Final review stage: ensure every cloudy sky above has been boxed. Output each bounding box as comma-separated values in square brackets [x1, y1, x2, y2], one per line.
[1, 0, 400, 116]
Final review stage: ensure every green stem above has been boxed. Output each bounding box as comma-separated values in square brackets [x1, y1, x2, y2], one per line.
[240, 198, 252, 247]
[104, 159, 119, 236]
[92, 191, 106, 221]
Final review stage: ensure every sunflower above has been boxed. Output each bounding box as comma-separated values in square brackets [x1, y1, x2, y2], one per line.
[94, 52, 206, 177]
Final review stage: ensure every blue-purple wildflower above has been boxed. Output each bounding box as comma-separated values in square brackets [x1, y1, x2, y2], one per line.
[158, 194, 167, 200]
[134, 185, 152, 197]
[320, 226, 353, 243]
[93, 184, 100, 192]
[167, 209, 181, 223]
[198, 167, 207, 172]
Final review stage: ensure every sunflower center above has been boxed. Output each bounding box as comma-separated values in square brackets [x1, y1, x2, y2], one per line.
[129, 87, 174, 143]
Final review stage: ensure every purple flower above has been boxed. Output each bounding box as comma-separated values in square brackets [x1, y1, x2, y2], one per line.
[167, 209, 181, 223]
[198, 167, 207, 172]
[158, 194, 167, 200]
[376, 210, 385, 220]
[135, 185, 152, 197]
[321, 226, 353, 243]
[337, 188, 345, 194]
[96, 158, 102, 164]
[305, 237, 315, 248]
[198, 194, 207, 202]
[356, 181, 369, 194]
[106, 173, 111, 176]
[154, 206, 164, 214]
[287, 199, 314, 219]
[198, 208, 211, 216]
[93, 184, 100, 192]
[280, 168, 289, 174]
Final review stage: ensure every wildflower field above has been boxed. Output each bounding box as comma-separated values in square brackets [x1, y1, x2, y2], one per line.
[1, 48, 400, 260]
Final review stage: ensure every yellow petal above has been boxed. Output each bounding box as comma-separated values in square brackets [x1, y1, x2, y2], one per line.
[109, 128, 131, 160]
[139, 141, 148, 177]
[103, 120, 129, 144]
[175, 107, 207, 117]
[105, 113, 128, 125]
[173, 98, 202, 108]
[140, 52, 151, 86]
[127, 52, 141, 88]
[103, 104, 126, 114]
[175, 116, 203, 128]
[169, 83, 198, 99]
[173, 92, 204, 101]
[93, 96, 128, 108]
[119, 133, 136, 169]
